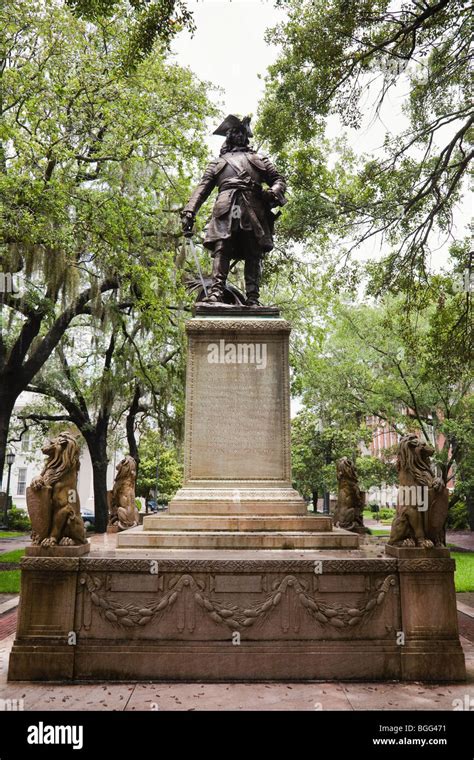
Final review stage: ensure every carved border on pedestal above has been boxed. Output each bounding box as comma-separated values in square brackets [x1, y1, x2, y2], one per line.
[186, 319, 291, 333]
[398, 558, 455, 572]
[21, 557, 80, 571]
[79, 558, 398, 573]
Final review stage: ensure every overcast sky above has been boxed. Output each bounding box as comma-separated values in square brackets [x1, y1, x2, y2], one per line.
[172, 0, 468, 266]
[172, 0, 288, 147]
[171, 0, 410, 153]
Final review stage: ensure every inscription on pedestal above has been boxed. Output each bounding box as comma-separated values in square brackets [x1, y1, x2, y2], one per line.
[186, 329, 289, 481]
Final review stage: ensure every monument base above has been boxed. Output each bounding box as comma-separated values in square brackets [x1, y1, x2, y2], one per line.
[8, 550, 465, 682]
[25, 542, 90, 557]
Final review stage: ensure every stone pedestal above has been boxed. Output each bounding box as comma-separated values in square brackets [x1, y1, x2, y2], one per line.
[117, 315, 357, 551]
[170, 316, 305, 513]
[8, 552, 465, 682]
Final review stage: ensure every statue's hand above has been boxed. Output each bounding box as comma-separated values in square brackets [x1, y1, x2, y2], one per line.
[30, 476, 45, 491]
[181, 211, 195, 237]
[263, 189, 278, 208]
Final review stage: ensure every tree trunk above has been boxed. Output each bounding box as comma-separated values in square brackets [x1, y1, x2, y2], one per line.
[85, 426, 109, 534]
[467, 492, 474, 532]
[311, 490, 318, 512]
[91, 457, 109, 534]
[126, 384, 142, 469]
[0, 393, 16, 487]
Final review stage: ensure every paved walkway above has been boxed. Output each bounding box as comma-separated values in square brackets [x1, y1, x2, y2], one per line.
[0, 535, 30, 554]
[447, 531, 474, 551]
[0, 609, 472, 711]
[0, 628, 472, 710]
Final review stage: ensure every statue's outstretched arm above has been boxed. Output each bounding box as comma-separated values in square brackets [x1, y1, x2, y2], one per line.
[182, 161, 218, 233]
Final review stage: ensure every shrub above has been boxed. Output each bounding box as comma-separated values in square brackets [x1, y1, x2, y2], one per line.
[377, 508, 395, 521]
[7, 506, 31, 532]
[447, 501, 469, 531]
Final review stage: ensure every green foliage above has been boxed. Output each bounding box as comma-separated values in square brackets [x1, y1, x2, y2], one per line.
[0, 0, 215, 481]
[291, 410, 366, 498]
[377, 508, 395, 521]
[135, 428, 182, 501]
[290, 269, 472, 495]
[355, 455, 397, 492]
[258, 0, 472, 290]
[65, 0, 195, 65]
[6, 507, 31, 532]
[447, 502, 470, 531]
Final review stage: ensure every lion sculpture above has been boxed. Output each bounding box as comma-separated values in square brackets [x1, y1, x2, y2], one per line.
[388, 434, 449, 548]
[108, 456, 139, 531]
[333, 457, 369, 534]
[27, 432, 87, 547]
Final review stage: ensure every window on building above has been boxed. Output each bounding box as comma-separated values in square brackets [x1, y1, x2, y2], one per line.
[17, 468, 27, 496]
[21, 432, 30, 452]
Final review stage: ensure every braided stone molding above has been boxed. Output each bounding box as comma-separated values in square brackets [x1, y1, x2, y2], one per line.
[81, 558, 158, 573]
[77, 557, 398, 574]
[398, 558, 455, 573]
[21, 557, 80, 571]
[186, 319, 291, 333]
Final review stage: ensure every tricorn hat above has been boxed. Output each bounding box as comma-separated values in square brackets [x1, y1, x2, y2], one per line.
[213, 114, 253, 137]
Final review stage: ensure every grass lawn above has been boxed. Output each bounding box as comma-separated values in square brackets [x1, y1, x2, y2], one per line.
[0, 549, 25, 593]
[452, 552, 474, 592]
[370, 528, 391, 536]
[0, 549, 25, 563]
[0, 531, 27, 538]
[0, 570, 20, 593]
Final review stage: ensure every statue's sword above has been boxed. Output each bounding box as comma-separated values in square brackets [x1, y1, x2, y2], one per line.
[185, 235, 208, 298]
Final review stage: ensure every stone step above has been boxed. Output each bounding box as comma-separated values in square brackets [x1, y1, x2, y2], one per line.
[143, 515, 332, 532]
[117, 528, 359, 550]
[168, 502, 308, 515]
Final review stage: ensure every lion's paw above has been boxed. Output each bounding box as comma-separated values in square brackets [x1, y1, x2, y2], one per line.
[59, 537, 75, 546]
[402, 538, 416, 547]
[418, 538, 434, 549]
[41, 537, 57, 548]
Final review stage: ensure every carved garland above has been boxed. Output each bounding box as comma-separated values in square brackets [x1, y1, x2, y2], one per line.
[79, 572, 398, 631]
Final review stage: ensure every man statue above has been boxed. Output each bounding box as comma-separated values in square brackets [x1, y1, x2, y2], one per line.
[181, 114, 287, 306]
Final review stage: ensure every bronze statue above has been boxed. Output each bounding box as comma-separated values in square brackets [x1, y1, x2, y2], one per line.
[27, 432, 87, 547]
[388, 434, 449, 548]
[333, 457, 369, 534]
[181, 114, 287, 306]
[108, 456, 139, 531]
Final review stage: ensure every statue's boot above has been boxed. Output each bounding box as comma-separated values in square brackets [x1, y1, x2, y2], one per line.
[244, 254, 262, 306]
[204, 248, 231, 302]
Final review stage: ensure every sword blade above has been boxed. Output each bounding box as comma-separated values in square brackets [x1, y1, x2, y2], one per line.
[186, 238, 208, 297]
